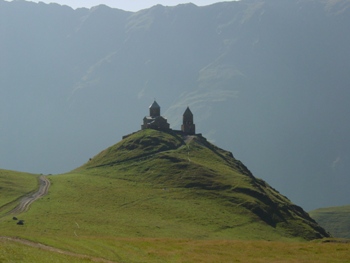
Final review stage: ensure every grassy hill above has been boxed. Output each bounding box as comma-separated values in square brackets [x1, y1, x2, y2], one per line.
[76, 129, 328, 240]
[310, 205, 350, 239]
[0, 129, 333, 262]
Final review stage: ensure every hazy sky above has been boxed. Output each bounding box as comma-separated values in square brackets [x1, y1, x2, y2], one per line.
[6, 0, 236, 11]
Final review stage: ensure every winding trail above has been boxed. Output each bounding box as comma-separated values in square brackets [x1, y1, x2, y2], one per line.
[8, 175, 50, 215]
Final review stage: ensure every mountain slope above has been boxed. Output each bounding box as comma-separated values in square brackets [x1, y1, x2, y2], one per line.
[310, 205, 350, 239]
[74, 129, 328, 240]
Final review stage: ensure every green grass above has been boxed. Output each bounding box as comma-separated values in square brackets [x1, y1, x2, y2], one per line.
[0, 238, 93, 263]
[310, 205, 350, 238]
[80, 129, 184, 169]
[0, 172, 286, 251]
[0, 169, 39, 215]
[1, 238, 350, 263]
[0, 130, 334, 262]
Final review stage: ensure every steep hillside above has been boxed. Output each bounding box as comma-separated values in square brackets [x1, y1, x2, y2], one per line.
[75, 129, 328, 240]
[310, 205, 350, 239]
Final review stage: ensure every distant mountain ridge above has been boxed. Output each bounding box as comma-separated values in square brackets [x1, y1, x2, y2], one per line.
[0, 0, 349, 210]
[310, 205, 350, 239]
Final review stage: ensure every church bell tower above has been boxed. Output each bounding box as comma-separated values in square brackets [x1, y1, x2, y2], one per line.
[181, 107, 195, 135]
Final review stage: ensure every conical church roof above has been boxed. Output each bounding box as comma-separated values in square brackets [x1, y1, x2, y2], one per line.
[149, 100, 160, 109]
[183, 107, 193, 116]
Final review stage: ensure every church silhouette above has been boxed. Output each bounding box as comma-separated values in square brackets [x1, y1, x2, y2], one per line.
[141, 101, 195, 135]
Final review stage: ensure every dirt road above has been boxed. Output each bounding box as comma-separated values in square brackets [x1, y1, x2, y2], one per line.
[9, 175, 50, 215]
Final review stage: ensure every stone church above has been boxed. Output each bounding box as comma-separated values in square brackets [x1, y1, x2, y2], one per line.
[141, 101, 170, 131]
[141, 101, 196, 135]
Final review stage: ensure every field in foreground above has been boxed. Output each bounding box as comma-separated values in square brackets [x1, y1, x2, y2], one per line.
[1, 237, 350, 263]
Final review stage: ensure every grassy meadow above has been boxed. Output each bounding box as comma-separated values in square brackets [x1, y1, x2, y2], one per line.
[0, 238, 94, 263]
[0, 130, 348, 262]
[1, 237, 350, 263]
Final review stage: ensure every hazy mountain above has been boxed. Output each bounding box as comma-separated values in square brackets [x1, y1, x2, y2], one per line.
[0, 0, 349, 210]
[310, 205, 350, 239]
